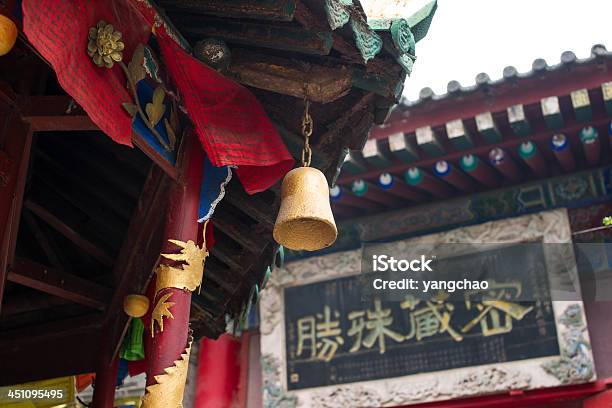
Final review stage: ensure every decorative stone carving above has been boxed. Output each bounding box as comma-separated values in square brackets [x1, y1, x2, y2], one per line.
[262, 354, 297, 408]
[542, 304, 595, 384]
[312, 367, 531, 407]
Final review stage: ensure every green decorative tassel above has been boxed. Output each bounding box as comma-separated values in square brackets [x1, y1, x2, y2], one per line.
[120, 318, 145, 361]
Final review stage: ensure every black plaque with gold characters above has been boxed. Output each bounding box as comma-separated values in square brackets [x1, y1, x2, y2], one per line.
[283, 243, 559, 390]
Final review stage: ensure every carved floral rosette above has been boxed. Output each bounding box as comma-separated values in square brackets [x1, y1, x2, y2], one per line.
[259, 209, 596, 408]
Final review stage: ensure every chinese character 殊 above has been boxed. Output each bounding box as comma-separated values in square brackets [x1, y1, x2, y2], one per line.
[349, 299, 404, 354]
[296, 306, 344, 362]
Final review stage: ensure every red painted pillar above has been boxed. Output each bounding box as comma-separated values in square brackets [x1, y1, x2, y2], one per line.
[146, 132, 203, 382]
[194, 335, 242, 408]
[91, 356, 119, 408]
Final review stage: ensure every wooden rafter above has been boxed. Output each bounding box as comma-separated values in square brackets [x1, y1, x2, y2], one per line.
[24, 200, 115, 267]
[8, 258, 112, 310]
[229, 49, 353, 103]
[22, 209, 64, 269]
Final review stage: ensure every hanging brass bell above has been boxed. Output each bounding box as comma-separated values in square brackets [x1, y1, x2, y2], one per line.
[273, 166, 337, 251]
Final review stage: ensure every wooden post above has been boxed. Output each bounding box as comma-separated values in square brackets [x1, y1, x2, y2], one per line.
[90, 356, 119, 408]
[146, 132, 203, 386]
[0, 113, 33, 314]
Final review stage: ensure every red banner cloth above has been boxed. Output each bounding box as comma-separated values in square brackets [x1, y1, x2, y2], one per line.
[157, 38, 293, 193]
[22, 0, 294, 194]
[22, 0, 149, 145]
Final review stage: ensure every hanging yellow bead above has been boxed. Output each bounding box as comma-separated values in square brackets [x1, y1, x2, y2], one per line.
[0, 15, 17, 57]
[123, 294, 150, 318]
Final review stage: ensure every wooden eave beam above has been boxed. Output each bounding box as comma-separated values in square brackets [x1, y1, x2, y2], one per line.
[24, 200, 115, 267]
[18, 94, 179, 181]
[20, 95, 99, 132]
[229, 50, 352, 103]
[8, 258, 112, 310]
[159, 0, 297, 21]
[175, 15, 333, 55]
[372, 66, 612, 139]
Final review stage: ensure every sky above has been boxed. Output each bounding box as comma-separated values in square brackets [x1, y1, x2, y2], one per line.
[403, 0, 612, 101]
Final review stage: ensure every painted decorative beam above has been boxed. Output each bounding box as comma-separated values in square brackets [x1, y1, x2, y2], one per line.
[518, 141, 547, 177]
[603, 82, 612, 115]
[550, 134, 576, 172]
[159, 0, 297, 21]
[541, 96, 564, 129]
[330, 185, 383, 211]
[489, 147, 521, 182]
[415, 126, 444, 156]
[377, 172, 427, 201]
[341, 116, 612, 186]
[404, 167, 451, 198]
[571, 89, 592, 122]
[445, 119, 473, 150]
[433, 160, 476, 192]
[475, 112, 502, 144]
[176, 16, 332, 55]
[507, 104, 531, 136]
[388, 131, 418, 163]
[229, 50, 352, 103]
[351, 179, 403, 207]
[579, 126, 601, 166]
[8, 258, 112, 310]
[459, 154, 498, 188]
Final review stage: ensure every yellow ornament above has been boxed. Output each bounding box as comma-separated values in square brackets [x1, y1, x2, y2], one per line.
[123, 294, 150, 318]
[0, 15, 17, 57]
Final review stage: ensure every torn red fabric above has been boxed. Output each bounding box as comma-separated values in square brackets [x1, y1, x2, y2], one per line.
[22, 0, 150, 145]
[157, 37, 294, 193]
[22, 0, 294, 195]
